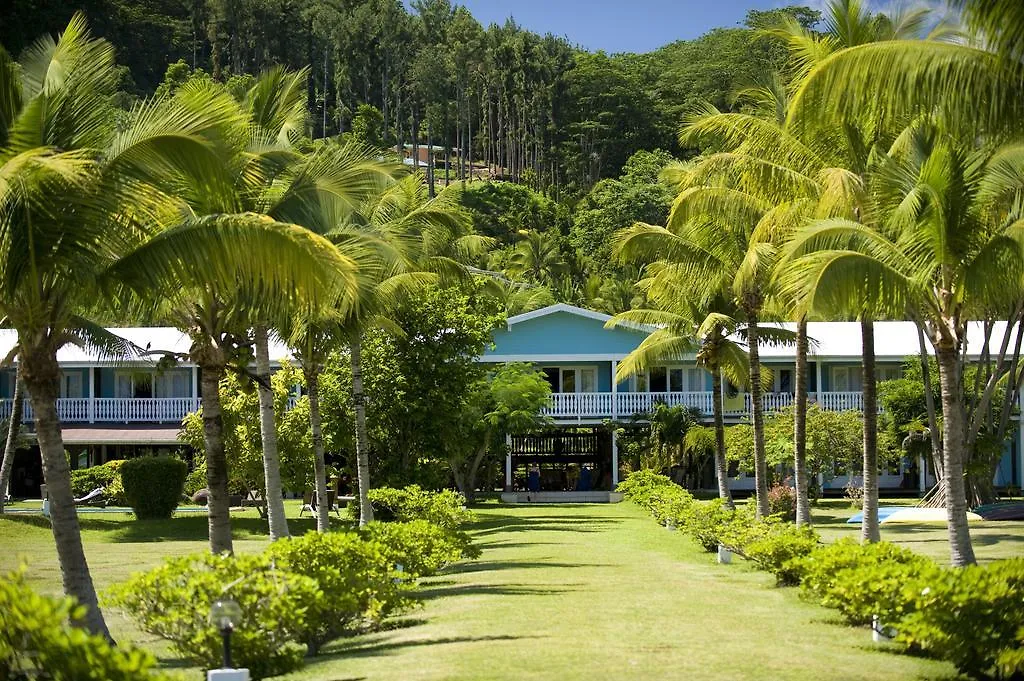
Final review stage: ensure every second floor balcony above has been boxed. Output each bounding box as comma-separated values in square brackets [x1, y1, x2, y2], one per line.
[0, 397, 201, 424]
[542, 391, 873, 421]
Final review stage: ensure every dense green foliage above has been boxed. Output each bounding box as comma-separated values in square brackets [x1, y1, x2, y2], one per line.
[69, 459, 127, 506]
[265, 531, 415, 651]
[119, 456, 187, 519]
[180, 364, 316, 497]
[108, 552, 315, 678]
[0, 570, 168, 681]
[360, 519, 481, 578]
[355, 485, 473, 529]
[0, 1, 811, 194]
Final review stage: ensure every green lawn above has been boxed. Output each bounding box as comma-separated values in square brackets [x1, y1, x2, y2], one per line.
[3, 499, 1004, 680]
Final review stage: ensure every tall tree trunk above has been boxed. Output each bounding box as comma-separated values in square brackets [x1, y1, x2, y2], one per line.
[711, 366, 734, 509]
[200, 364, 233, 554]
[253, 326, 289, 540]
[351, 337, 374, 526]
[0, 367, 24, 512]
[21, 347, 110, 638]
[919, 327, 944, 482]
[304, 368, 330, 533]
[794, 317, 811, 527]
[935, 344, 977, 566]
[861, 318, 880, 543]
[747, 314, 770, 518]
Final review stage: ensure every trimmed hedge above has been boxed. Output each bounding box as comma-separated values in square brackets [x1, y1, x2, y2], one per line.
[120, 456, 187, 519]
[624, 479, 1024, 680]
[352, 485, 473, 529]
[107, 553, 314, 679]
[69, 459, 127, 505]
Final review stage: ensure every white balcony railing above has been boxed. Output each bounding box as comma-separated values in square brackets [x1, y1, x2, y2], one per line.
[0, 397, 201, 424]
[541, 391, 876, 420]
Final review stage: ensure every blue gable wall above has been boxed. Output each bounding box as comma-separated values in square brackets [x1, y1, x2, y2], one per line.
[485, 310, 648, 358]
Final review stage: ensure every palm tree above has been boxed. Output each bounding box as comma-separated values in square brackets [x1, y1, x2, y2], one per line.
[778, 119, 1024, 566]
[109, 88, 381, 555]
[506, 230, 568, 285]
[0, 16, 245, 635]
[609, 282, 757, 509]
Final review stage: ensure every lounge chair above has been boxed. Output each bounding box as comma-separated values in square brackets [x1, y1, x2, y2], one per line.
[74, 487, 106, 507]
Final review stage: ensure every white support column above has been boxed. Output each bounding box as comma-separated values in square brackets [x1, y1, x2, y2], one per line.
[611, 429, 619, 487]
[919, 454, 927, 493]
[611, 360, 618, 420]
[815, 360, 823, 403]
[191, 366, 199, 409]
[88, 366, 95, 423]
[1018, 390, 1024, 488]
[504, 433, 513, 492]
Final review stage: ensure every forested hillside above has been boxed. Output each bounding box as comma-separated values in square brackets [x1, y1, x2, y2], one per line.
[1, 1, 818, 313]
[2, 1, 816, 193]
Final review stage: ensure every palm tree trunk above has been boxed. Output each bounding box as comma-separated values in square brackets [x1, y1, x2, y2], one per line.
[794, 317, 811, 527]
[351, 337, 374, 525]
[21, 347, 110, 638]
[200, 364, 233, 554]
[253, 326, 289, 540]
[747, 314, 770, 518]
[711, 367, 734, 509]
[861, 318, 880, 543]
[0, 368, 24, 513]
[304, 368, 330, 533]
[935, 344, 977, 566]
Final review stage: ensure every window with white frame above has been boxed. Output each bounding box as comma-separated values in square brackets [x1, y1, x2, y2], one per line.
[115, 371, 154, 399]
[542, 367, 598, 394]
[831, 366, 863, 392]
[876, 365, 902, 382]
[633, 366, 705, 393]
[60, 372, 83, 398]
[154, 371, 190, 398]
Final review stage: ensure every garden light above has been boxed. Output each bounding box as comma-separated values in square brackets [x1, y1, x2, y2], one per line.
[210, 599, 242, 669]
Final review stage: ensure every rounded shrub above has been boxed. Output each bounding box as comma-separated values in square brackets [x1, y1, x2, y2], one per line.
[266, 530, 416, 652]
[107, 552, 314, 679]
[119, 456, 187, 519]
[350, 485, 473, 529]
[360, 519, 481, 578]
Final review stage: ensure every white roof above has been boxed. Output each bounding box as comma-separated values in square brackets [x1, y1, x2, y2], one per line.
[0, 328, 293, 366]
[759, 321, 1014, 361]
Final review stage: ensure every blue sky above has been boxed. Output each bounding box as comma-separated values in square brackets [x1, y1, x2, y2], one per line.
[450, 1, 946, 53]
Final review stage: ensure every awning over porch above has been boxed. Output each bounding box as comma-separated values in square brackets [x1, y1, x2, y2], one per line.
[59, 425, 184, 445]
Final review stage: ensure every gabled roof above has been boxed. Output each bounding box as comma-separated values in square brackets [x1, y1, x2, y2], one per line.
[506, 303, 653, 332]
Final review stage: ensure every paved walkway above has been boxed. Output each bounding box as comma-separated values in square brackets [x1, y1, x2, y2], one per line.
[296, 503, 953, 681]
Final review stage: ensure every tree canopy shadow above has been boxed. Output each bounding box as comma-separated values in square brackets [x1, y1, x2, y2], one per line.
[320, 634, 537, 661]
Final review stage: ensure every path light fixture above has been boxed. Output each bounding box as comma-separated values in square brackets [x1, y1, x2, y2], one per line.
[208, 599, 248, 681]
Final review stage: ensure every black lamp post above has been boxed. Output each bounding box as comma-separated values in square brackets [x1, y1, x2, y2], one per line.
[210, 599, 242, 669]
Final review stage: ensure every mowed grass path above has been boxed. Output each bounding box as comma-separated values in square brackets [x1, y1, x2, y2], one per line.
[3, 500, 1010, 680]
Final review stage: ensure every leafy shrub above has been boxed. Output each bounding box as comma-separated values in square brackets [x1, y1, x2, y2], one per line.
[107, 552, 316, 679]
[767, 481, 797, 522]
[898, 558, 1024, 679]
[266, 530, 415, 652]
[650, 487, 695, 529]
[0, 569, 168, 681]
[69, 459, 127, 505]
[360, 520, 481, 579]
[679, 499, 740, 552]
[616, 470, 677, 510]
[120, 456, 188, 519]
[798, 539, 939, 626]
[352, 485, 473, 529]
[183, 461, 207, 498]
[736, 522, 820, 586]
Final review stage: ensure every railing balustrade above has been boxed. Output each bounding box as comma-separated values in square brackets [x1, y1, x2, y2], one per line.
[540, 390, 879, 419]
